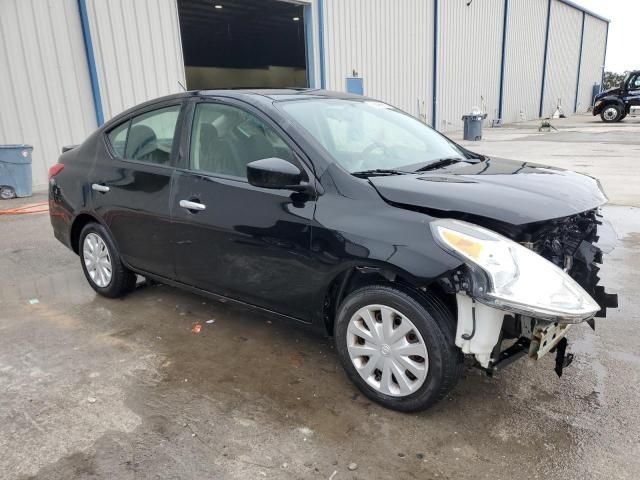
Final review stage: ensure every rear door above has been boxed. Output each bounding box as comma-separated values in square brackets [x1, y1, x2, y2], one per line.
[92, 102, 185, 278]
[171, 98, 318, 320]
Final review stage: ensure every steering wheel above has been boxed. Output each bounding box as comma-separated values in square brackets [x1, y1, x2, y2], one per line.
[353, 142, 392, 170]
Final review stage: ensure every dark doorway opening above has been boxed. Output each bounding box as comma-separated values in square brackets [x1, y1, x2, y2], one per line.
[177, 0, 308, 90]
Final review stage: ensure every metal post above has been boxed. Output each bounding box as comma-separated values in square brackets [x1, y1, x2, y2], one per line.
[432, 0, 439, 129]
[574, 12, 585, 112]
[539, 0, 552, 118]
[77, 0, 104, 126]
[304, 4, 316, 88]
[601, 21, 610, 91]
[498, 0, 509, 121]
[318, 0, 326, 89]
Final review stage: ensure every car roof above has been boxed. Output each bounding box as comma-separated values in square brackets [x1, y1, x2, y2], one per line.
[103, 89, 368, 129]
[196, 88, 367, 102]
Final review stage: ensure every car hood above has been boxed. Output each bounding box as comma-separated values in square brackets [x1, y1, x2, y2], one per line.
[595, 87, 621, 100]
[369, 158, 608, 226]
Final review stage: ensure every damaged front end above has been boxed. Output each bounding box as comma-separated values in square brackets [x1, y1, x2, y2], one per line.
[524, 208, 618, 324]
[433, 210, 618, 377]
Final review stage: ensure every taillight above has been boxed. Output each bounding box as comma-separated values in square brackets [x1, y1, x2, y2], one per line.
[48, 163, 64, 179]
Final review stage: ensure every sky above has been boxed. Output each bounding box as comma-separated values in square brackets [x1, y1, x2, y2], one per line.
[575, 0, 640, 73]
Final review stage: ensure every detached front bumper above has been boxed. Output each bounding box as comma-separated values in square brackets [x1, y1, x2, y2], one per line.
[455, 294, 578, 376]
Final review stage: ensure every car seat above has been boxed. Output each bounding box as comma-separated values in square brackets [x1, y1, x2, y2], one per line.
[126, 125, 162, 163]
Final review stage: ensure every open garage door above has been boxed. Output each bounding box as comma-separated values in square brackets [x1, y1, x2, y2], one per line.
[178, 0, 308, 90]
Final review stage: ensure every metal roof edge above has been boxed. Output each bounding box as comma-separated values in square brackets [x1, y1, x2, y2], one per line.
[557, 0, 610, 23]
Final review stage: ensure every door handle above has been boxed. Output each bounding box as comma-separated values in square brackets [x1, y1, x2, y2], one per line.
[179, 199, 206, 212]
[92, 183, 110, 193]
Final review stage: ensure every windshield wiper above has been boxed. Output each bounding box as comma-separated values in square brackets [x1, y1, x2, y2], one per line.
[351, 169, 410, 178]
[415, 157, 466, 172]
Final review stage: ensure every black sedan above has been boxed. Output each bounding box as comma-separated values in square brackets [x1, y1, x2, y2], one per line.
[49, 90, 616, 411]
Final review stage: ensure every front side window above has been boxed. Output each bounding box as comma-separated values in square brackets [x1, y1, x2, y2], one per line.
[190, 103, 294, 179]
[630, 74, 640, 91]
[106, 105, 181, 165]
[278, 99, 466, 173]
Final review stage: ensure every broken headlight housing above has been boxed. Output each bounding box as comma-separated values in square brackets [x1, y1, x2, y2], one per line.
[431, 219, 600, 323]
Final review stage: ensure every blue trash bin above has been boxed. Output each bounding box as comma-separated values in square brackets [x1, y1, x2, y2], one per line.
[0, 144, 33, 199]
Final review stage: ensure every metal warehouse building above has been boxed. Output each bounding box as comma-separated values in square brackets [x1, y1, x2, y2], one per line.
[0, 0, 609, 189]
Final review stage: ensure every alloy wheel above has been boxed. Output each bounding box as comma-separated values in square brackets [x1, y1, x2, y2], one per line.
[603, 107, 619, 121]
[346, 304, 429, 397]
[83, 232, 113, 288]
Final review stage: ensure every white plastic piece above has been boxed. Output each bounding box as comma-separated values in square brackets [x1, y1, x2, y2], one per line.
[455, 293, 505, 368]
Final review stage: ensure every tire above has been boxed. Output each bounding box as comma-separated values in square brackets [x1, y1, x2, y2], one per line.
[0, 186, 16, 200]
[79, 222, 137, 298]
[334, 285, 463, 412]
[600, 105, 623, 123]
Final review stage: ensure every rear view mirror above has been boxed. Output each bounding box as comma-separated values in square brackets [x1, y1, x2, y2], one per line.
[247, 158, 303, 190]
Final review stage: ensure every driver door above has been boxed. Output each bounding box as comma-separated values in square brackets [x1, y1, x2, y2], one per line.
[171, 100, 318, 320]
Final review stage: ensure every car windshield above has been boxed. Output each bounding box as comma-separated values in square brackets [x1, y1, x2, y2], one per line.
[278, 98, 466, 173]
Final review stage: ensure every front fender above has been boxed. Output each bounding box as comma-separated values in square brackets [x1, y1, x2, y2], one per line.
[593, 96, 625, 115]
[309, 188, 464, 329]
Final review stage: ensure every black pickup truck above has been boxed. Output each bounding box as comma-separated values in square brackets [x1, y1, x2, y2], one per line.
[593, 70, 640, 122]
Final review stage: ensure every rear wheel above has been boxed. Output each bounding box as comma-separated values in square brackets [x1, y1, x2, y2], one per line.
[79, 222, 136, 298]
[600, 105, 623, 123]
[334, 285, 463, 412]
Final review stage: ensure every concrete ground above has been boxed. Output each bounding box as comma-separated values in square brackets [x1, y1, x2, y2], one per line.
[1, 114, 639, 480]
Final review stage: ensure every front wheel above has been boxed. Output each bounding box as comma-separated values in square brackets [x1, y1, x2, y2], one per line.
[600, 105, 623, 123]
[79, 222, 137, 298]
[334, 285, 463, 412]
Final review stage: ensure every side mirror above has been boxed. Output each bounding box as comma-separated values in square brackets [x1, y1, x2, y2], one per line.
[247, 157, 305, 191]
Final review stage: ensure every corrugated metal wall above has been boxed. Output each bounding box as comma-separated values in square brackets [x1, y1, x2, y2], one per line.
[321, 0, 433, 122]
[85, 0, 186, 121]
[577, 14, 607, 111]
[436, 0, 504, 132]
[542, 0, 583, 117]
[0, 0, 97, 189]
[0, 0, 611, 191]
[502, 0, 548, 123]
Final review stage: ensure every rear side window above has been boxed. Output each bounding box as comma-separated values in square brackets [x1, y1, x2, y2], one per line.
[107, 121, 129, 158]
[106, 105, 181, 166]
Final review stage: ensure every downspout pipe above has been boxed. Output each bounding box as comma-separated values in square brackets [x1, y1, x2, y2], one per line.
[601, 21, 609, 92]
[77, 0, 104, 126]
[539, 0, 552, 118]
[574, 12, 585, 113]
[318, 0, 326, 89]
[498, 0, 509, 121]
[431, 0, 439, 129]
